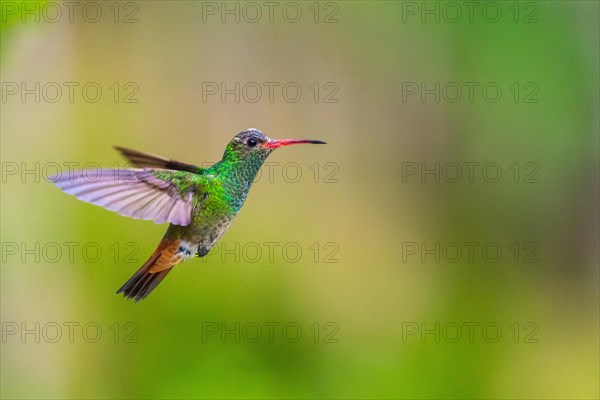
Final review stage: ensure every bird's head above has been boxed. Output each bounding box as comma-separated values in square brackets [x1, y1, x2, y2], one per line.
[222, 128, 326, 163]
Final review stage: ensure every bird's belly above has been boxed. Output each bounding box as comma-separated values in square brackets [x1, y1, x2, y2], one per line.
[176, 203, 236, 256]
[191, 215, 236, 256]
[174, 186, 242, 257]
[196, 215, 235, 241]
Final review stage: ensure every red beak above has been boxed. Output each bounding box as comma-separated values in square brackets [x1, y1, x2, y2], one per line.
[264, 139, 327, 149]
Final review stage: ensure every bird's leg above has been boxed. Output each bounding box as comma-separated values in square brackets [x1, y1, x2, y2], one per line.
[197, 244, 210, 257]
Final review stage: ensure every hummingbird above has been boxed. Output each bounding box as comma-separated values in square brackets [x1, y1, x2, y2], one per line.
[51, 129, 326, 301]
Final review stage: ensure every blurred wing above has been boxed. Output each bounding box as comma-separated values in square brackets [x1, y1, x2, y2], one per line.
[51, 169, 195, 225]
[114, 146, 203, 174]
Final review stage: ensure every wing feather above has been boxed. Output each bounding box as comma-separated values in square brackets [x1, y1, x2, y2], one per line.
[114, 146, 203, 174]
[51, 169, 194, 225]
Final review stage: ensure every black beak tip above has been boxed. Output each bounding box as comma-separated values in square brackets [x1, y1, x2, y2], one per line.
[311, 140, 327, 145]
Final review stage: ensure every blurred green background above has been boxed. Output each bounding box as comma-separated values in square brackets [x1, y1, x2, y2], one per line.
[1, 1, 598, 399]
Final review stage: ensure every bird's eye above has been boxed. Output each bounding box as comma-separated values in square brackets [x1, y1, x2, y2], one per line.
[247, 138, 258, 147]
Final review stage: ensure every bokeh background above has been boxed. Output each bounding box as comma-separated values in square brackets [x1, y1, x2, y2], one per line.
[1, 1, 598, 398]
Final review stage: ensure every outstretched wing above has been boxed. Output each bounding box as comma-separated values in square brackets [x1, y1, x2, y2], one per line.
[114, 146, 203, 174]
[50, 169, 197, 225]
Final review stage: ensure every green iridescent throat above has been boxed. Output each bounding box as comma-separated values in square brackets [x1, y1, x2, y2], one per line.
[205, 143, 272, 211]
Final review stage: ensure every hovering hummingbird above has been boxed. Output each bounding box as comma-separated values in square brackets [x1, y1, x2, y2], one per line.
[51, 129, 325, 301]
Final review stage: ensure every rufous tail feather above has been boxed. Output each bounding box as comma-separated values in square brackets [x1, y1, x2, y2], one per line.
[117, 238, 186, 301]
